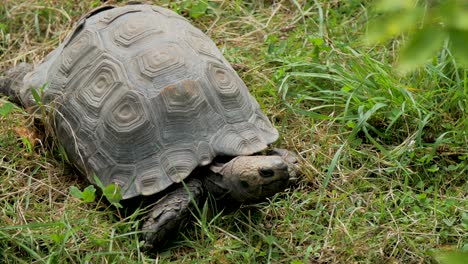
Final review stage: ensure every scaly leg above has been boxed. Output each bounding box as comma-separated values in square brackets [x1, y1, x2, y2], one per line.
[141, 178, 204, 249]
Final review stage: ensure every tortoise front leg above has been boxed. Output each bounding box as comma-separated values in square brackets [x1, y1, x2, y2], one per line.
[141, 178, 204, 250]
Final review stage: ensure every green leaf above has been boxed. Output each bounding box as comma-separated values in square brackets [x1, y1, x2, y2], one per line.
[69, 186, 83, 199]
[0, 102, 14, 117]
[433, 251, 468, 264]
[447, 164, 459, 171]
[398, 26, 447, 72]
[50, 233, 63, 243]
[309, 37, 324, 46]
[417, 193, 427, 201]
[427, 164, 440, 172]
[30, 88, 41, 105]
[103, 184, 122, 207]
[82, 185, 96, 203]
[443, 217, 455, 227]
[365, 8, 424, 44]
[449, 29, 468, 66]
[437, 1, 468, 30]
[0, 23, 8, 33]
[291, 260, 303, 264]
[93, 174, 104, 189]
[189, 1, 208, 18]
[346, 121, 356, 128]
[375, 0, 417, 12]
[92, 174, 122, 207]
[21, 136, 33, 153]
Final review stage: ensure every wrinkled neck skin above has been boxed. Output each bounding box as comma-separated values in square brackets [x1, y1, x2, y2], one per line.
[202, 154, 291, 204]
[201, 174, 231, 202]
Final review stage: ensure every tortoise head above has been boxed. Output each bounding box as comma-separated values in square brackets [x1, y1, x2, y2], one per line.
[206, 155, 290, 203]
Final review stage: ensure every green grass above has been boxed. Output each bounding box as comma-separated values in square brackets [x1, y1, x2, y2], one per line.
[1, 0, 467, 263]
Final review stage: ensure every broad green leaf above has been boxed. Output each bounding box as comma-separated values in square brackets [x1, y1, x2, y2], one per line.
[92, 174, 122, 207]
[69, 186, 83, 199]
[189, 1, 208, 19]
[433, 251, 468, 264]
[449, 29, 468, 66]
[375, 0, 417, 12]
[346, 121, 356, 128]
[437, 0, 468, 30]
[0, 102, 14, 117]
[50, 233, 63, 243]
[103, 184, 122, 207]
[365, 8, 424, 44]
[309, 37, 324, 46]
[398, 26, 447, 72]
[427, 164, 439, 172]
[451, 12, 468, 30]
[82, 185, 96, 203]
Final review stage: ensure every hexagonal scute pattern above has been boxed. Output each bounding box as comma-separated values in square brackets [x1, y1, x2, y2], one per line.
[98, 90, 160, 164]
[60, 29, 101, 75]
[138, 43, 184, 79]
[23, 4, 279, 199]
[211, 123, 268, 156]
[113, 15, 164, 47]
[187, 30, 223, 62]
[136, 157, 173, 196]
[206, 62, 253, 123]
[160, 147, 199, 183]
[155, 79, 224, 144]
[74, 54, 128, 119]
[106, 91, 150, 134]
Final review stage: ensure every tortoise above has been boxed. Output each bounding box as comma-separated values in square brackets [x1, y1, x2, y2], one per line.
[0, 4, 298, 249]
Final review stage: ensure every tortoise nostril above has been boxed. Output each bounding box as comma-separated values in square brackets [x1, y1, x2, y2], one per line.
[240, 180, 249, 188]
[259, 168, 275, 178]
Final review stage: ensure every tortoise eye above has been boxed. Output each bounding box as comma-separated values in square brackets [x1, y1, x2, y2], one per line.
[259, 168, 274, 178]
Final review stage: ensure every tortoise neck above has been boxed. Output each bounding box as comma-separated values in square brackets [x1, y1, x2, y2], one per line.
[202, 173, 231, 201]
[0, 63, 32, 106]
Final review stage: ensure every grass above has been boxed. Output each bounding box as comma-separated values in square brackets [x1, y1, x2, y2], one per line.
[1, 0, 467, 263]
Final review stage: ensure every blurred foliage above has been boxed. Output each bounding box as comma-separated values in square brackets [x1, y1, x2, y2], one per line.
[432, 250, 468, 264]
[366, 0, 468, 72]
[167, 0, 211, 18]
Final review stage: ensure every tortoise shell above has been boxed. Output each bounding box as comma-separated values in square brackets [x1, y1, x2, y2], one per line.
[21, 4, 278, 199]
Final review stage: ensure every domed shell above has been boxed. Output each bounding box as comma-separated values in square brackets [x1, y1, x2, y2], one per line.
[22, 4, 278, 199]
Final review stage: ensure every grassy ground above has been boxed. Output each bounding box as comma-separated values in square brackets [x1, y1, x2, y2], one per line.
[1, 0, 467, 263]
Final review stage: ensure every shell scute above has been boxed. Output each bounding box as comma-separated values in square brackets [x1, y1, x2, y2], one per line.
[61, 29, 101, 76]
[156, 79, 224, 144]
[138, 43, 185, 79]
